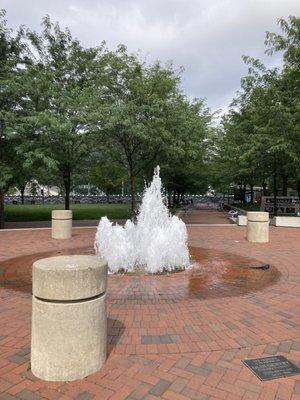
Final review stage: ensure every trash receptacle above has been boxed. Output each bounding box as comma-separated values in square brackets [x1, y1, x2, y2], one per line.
[246, 211, 269, 243]
[31, 255, 107, 381]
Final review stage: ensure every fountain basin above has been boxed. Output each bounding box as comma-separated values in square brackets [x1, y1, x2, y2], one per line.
[0, 246, 280, 300]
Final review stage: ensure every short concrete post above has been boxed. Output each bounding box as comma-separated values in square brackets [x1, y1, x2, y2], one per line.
[246, 211, 269, 243]
[51, 210, 72, 239]
[237, 215, 247, 226]
[31, 255, 108, 381]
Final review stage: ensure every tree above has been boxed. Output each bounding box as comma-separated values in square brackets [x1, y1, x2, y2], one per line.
[96, 47, 212, 213]
[12, 156, 35, 204]
[265, 16, 300, 197]
[96, 48, 185, 213]
[22, 17, 106, 209]
[159, 98, 212, 203]
[211, 16, 300, 213]
[89, 155, 125, 201]
[0, 10, 28, 227]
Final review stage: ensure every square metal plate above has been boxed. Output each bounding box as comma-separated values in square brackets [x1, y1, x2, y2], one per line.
[243, 356, 300, 381]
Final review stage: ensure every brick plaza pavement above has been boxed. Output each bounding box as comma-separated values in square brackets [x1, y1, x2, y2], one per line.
[0, 213, 299, 400]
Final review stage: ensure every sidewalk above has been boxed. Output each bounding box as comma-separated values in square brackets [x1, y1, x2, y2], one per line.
[3, 219, 126, 230]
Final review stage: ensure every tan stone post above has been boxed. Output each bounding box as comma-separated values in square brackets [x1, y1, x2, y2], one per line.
[51, 210, 72, 239]
[246, 211, 269, 243]
[31, 255, 107, 381]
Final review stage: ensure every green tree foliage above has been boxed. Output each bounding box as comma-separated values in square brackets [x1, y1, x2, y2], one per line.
[1, 11, 212, 226]
[21, 16, 106, 209]
[89, 154, 125, 201]
[211, 16, 300, 212]
[0, 9, 29, 227]
[95, 48, 211, 212]
[265, 16, 300, 196]
[159, 98, 212, 203]
[97, 50, 179, 211]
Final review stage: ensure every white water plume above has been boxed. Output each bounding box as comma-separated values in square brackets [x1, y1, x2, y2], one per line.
[94, 166, 190, 273]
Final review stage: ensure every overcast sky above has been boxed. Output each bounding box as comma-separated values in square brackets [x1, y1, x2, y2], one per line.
[2, 0, 300, 113]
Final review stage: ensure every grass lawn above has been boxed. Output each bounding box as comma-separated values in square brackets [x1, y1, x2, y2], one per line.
[4, 203, 132, 222]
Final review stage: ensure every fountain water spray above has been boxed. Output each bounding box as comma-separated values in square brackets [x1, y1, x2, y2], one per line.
[94, 166, 190, 273]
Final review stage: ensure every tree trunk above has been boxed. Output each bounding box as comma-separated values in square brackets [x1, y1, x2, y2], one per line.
[129, 168, 136, 215]
[173, 190, 180, 206]
[239, 184, 243, 206]
[173, 190, 176, 206]
[0, 120, 5, 229]
[0, 189, 5, 229]
[250, 184, 254, 205]
[262, 182, 267, 196]
[63, 166, 71, 210]
[273, 166, 278, 216]
[297, 179, 300, 200]
[281, 174, 288, 196]
[242, 184, 246, 204]
[168, 192, 171, 208]
[64, 184, 70, 210]
[20, 186, 25, 205]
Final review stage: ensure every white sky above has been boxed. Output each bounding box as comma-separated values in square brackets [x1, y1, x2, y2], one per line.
[2, 0, 300, 112]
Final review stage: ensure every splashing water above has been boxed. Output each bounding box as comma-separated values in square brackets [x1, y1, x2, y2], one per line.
[94, 166, 190, 273]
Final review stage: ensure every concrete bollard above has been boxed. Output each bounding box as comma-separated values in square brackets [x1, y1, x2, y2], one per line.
[51, 210, 72, 239]
[31, 255, 108, 381]
[237, 215, 247, 226]
[246, 211, 269, 243]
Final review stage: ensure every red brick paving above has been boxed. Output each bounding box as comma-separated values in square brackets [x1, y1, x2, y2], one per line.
[180, 208, 230, 225]
[4, 220, 126, 230]
[0, 211, 299, 400]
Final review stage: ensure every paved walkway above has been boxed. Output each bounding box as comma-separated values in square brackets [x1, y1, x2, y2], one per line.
[180, 207, 230, 225]
[0, 211, 299, 400]
[3, 219, 126, 230]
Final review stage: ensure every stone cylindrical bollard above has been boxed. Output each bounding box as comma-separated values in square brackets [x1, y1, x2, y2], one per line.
[246, 212, 269, 243]
[51, 210, 72, 239]
[31, 255, 108, 381]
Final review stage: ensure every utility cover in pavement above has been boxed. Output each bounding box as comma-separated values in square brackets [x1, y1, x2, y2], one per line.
[243, 356, 300, 381]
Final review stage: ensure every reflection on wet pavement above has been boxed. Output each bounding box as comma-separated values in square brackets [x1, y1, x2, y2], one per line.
[0, 247, 92, 294]
[0, 246, 280, 300]
[188, 247, 280, 299]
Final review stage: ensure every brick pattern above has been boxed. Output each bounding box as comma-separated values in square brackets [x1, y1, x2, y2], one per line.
[0, 212, 299, 400]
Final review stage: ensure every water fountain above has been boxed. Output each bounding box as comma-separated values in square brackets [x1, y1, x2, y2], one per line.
[1, 164, 279, 296]
[94, 166, 190, 273]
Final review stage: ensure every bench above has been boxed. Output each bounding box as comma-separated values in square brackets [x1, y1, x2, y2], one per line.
[272, 216, 300, 227]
